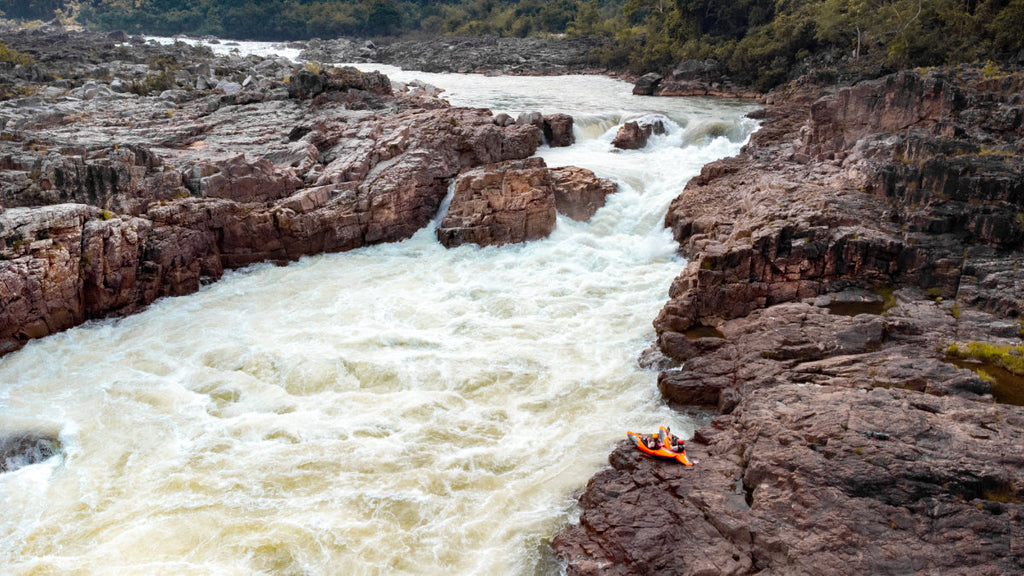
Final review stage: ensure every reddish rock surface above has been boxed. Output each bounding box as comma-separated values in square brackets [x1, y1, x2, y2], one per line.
[611, 115, 668, 150]
[554, 66, 1024, 575]
[543, 113, 575, 147]
[436, 158, 616, 248]
[611, 121, 650, 150]
[437, 157, 557, 248]
[550, 165, 618, 222]
[0, 36, 548, 354]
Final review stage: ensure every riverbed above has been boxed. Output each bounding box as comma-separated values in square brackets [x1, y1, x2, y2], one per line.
[0, 44, 758, 575]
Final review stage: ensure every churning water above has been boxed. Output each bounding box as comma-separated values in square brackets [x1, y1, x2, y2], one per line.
[0, 46, 758, 575]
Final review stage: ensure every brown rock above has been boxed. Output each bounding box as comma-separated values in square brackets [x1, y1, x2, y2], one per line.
[437, 157, 557, 248]
[0, 58, 551, 351]
[611, 121, 649, 150]
[200, 154, 303, 203]
[550, 166, 617, 222]
[543, 113, 575, 147]
[555, 384, 1024, 576]
[556, 65, 1024, 575]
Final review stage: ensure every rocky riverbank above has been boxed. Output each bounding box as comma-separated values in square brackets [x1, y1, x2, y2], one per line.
[3, 25, 1023, 574]
[0, 27, 608, 359]
[553, 68, 1024, 573]
[300, 34, 612, 76]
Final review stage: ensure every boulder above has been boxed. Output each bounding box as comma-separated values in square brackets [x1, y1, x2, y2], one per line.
[517, 111, 544, 132]
[437, 157, 557, 248]
[611, 121, 650, 150]
[632, 72, 663, 96]
[493, 113, 515, 127]
[1, 432, 61, 473]
[549, 166, 617, 221]
[543, 113, 574, 147]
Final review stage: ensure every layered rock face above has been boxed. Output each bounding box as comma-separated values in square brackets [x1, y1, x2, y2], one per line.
[655, 69, 1024, 356]
[437, 158, 616, 248]
[0, 29, 547, 354]
[554, 67, 1024, 574]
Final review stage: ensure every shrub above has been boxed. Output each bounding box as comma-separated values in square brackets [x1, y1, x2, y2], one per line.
[0, 42, 35, 66]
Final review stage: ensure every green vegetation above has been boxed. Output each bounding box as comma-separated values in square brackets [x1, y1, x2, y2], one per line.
[946, 341, 1024, 406]
[0, 41, 36, 66]
[946, 341, 1024, 376]
[3, 0, 1024, 89]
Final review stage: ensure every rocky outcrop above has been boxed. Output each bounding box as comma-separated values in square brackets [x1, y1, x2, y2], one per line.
[634, 60, 761, 99]
[631, 72, 662, 96]
[611, 116, 667, 150]
[287, 66, 392, 100]
[436, 158, 616, 248]
[301, 35, 612, 76]
[555, 379, 1024, 576]
[0, 29, 553, 354]
[555, 66, 1024, 574]
[654, 68, 1024, 360]
[437, 157, 557, 248]
[1, 432, 61, 473]
[550, 165, 618, 221]
[543, 113, 575, 147]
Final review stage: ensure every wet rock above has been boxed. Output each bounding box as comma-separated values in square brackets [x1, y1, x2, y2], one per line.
[1, 432, 61, 473]
[436, 158, 618, 248]
[555, 384, 1024, 576]
[517, 111, 544, 132]
[0, 28, 558, 352]
[632, 72, 663, 96]
[612, 115, 669, 150]
[437, 157, 557, 248]
[542, 113, 574, 147]
[611, 121, 649, 150]
[549, 165, 617, 221]
[493, 113, 515, 127]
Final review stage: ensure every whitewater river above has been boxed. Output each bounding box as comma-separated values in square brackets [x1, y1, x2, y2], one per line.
[0, 43, 758, 575]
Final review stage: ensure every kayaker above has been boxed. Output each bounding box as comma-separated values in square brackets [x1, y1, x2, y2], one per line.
[670, 435, 684, 451]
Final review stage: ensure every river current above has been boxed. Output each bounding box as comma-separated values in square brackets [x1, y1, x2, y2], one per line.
[0, 41, 758, 575]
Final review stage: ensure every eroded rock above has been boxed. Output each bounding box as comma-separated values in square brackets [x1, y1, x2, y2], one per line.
[0, 30, 557, 353]
[437, 158, 618, 248]
[556, 65, 1024, 575]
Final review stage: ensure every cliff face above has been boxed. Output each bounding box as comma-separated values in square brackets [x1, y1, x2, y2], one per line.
[554, 68, 1024, 575]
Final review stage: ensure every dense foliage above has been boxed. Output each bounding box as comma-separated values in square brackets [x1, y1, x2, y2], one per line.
[3, 0, 1023, 89]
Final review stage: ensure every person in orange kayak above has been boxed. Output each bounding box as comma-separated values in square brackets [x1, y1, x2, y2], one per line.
[644, 433, 663, 450]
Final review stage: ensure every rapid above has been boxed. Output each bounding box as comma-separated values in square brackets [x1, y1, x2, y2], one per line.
[0, 43, 759, 575]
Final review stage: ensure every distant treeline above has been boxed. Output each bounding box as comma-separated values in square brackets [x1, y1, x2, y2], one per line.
[3, 0, 1023, 89]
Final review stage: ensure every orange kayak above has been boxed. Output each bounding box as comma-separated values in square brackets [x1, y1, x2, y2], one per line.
[627, 430, 693, 466]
